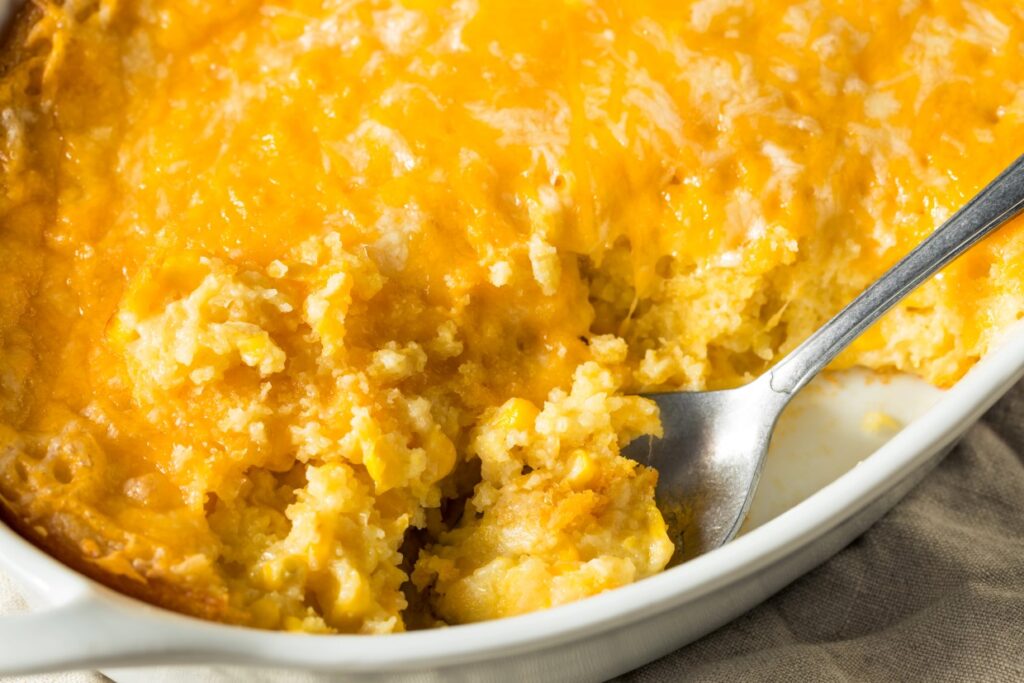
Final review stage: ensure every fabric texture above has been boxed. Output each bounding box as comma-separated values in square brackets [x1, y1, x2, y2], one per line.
[2, 382, 1023, 683]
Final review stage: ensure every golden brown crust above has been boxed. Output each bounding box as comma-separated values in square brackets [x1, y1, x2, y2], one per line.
[0, 4, 39, 77]
[0, 504, 232, 623]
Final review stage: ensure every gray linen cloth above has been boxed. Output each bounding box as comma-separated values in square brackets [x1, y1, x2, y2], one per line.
[3, 381, 1024, 683]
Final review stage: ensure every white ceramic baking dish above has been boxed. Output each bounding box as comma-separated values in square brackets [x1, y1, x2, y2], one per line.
[2, 2, 1024, 679]
[0, 315, 1020, 681]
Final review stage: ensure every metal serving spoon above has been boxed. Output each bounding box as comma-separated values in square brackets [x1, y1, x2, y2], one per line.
[628, 154, 1024, 561]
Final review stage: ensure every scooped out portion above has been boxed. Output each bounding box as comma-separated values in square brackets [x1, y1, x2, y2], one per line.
[0, 0, 1022, 632]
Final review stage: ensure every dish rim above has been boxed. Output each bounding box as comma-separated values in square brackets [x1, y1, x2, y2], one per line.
[1, 319, 1022, 671]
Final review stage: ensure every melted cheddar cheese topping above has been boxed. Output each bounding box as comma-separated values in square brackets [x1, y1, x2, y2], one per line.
[0, 0, 1021, 632]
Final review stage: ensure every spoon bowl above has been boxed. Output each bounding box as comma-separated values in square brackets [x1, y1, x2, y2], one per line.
[627, 377, 789, 560]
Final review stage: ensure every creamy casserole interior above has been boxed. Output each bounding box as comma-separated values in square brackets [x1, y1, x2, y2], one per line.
[0, 0, 1021, 633]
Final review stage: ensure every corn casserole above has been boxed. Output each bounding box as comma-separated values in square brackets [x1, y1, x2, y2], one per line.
[0, 0, 1021, 633]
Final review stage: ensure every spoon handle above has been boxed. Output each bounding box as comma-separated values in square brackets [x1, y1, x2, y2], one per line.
[769, 154, 1024, 396]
